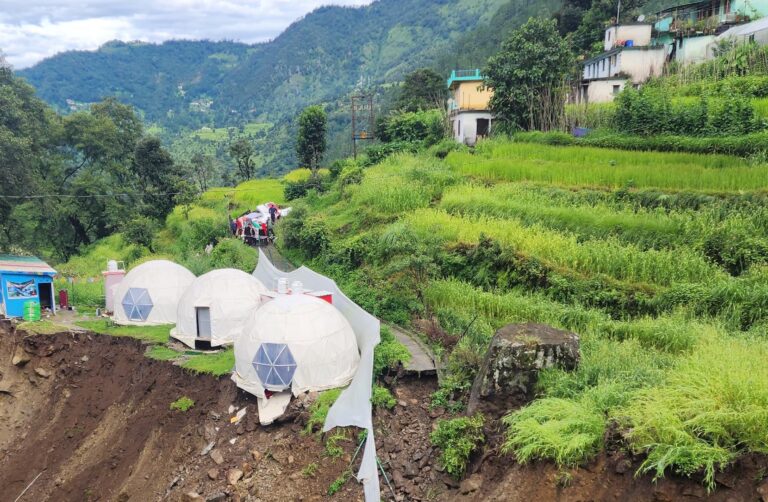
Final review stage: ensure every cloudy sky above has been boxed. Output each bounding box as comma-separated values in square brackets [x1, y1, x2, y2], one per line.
[1, 0, 373, 69]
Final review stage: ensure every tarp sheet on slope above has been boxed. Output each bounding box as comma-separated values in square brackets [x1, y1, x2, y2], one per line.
[253, 249, 381, 501]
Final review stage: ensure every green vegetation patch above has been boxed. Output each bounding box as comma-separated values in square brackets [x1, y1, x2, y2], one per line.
[146, 345, 181, 361]
[17, 320, 70, 335]
[181, 348, 235, 376]
[430, 414, 486, 479]
[305, 388, 343, 433]
[447, 141, 764, 192]
[76, 319, 171, 344]
[170, 396, 195, 412]
[371, 385, 397, 409]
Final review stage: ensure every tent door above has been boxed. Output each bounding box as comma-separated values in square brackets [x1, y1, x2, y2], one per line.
[196, 307, 212, 340]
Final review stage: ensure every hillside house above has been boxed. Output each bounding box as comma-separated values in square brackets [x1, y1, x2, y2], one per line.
[447, 69, 494, 146]
[652, 0, 768, 64]
[579, 24, 666, 103]
[0, 255, 57, 318]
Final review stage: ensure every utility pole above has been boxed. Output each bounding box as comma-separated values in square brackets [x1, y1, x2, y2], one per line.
[616, 0, 622, 25]
[351, 94, 375, 159]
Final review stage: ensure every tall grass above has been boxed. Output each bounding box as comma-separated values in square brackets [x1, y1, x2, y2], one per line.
[623, 338, 768, 490]
[446, 142, 765, 192]
[440, 183, 693, 250]
[229, 179, 286, 213]
[405, 209, 723, 286]
[347, 154, 458, 218]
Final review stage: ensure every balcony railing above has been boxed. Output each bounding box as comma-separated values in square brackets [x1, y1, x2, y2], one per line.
[447, 69, 484, 88]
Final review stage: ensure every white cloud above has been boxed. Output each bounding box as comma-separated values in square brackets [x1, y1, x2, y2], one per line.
[0, 0, 373, 69]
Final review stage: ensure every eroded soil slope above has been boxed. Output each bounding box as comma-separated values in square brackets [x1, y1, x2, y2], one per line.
[2, 321, 768, 502]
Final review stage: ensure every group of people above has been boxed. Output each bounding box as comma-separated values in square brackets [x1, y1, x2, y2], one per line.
[230, 202, 281, 247]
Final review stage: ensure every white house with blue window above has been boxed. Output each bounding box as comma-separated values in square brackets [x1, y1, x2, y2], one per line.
[0, 255, 57, 318]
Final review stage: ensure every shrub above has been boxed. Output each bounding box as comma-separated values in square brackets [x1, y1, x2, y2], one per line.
[373, 326, 412, 376]
[305, 388, 343, 433]
[378, 109, 445, 146]
[123, 216, 158, 250]
[502, 396, 605, 467]
[371, 385, 396, 409]
[170, 396, 195, 412]
[209, 238, 258, 272]
[430, 414, 486, 479]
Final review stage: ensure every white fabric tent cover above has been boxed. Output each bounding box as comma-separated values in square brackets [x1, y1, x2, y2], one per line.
[249, 250, 381, 501]
[112, 260, 195, 325]
[233, 293, 360, 395]
[171, 268, 269, 348]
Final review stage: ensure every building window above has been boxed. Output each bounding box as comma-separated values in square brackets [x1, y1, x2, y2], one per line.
[612, 85, 621, 95]
[602, 59, 606, 71]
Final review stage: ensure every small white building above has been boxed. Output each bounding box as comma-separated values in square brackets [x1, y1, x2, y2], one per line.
[447, 69, 493, 146]
[579, 24, 666, 103]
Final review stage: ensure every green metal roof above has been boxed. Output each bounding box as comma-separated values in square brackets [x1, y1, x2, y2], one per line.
[447, 69, 485, 88]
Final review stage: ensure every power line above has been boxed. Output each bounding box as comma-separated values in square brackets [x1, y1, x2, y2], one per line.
[0, 186, 273, 200]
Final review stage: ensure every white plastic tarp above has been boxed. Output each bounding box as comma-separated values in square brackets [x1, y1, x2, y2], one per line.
[252, 249, 381, 501]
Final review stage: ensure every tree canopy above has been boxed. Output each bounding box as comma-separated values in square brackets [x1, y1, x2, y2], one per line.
[484, 17, 574, 132]
[296, 105, 327, 171]
[395, 68, 447, 112]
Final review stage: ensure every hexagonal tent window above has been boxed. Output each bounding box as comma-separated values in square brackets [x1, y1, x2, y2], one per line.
[122, 287, 154, 322]
[253, 343, 297, 390]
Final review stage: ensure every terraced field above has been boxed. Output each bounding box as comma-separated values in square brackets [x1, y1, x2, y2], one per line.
[280, 138, 768, 489]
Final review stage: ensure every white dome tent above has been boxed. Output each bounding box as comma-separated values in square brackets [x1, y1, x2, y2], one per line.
[247, 250, 381, 501]
[111, 260, 195, 325]
[171, 268, 269, 348]
[233, 293, 360, 398]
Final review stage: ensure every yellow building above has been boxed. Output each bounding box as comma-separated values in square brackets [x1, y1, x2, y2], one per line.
[447, 69, 494, 146]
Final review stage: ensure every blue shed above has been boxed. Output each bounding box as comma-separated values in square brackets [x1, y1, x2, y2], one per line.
[0, 255, 57, 318]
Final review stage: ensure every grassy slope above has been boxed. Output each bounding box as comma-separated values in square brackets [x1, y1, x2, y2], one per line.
[275, 139, 768, 489]
[54, 141, 768, 484]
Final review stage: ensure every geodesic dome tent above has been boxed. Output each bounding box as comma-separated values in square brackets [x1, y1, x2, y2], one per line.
[111, 260, 195, 325]
[233, 293, 360, 397]
[171, 268, 269, 348]
[247, 250, 381, 501]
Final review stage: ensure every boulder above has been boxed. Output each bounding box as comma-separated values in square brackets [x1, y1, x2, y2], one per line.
[12, 346, 31, 366]
[468, 323, 579, 413]
[209, 449, 224, 465]
[34, 367, 52, 378]
[227, 468, 243, 485]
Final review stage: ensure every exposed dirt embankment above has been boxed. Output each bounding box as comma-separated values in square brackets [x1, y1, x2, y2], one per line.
[0, 322, 234, 501]
[2, 321, 767, 502]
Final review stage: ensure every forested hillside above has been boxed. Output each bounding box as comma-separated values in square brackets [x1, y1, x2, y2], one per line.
[18, 0, 507, 127]
[16, 0, 556, 174]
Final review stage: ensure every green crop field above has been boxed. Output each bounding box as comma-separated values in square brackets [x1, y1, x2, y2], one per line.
[446, 141, 767, 192]
[273, 139, 768, 490]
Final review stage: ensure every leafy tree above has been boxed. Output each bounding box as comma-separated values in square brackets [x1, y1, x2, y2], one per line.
[484, 18, 574, 132]
[174, 179, 199, 219]
[133, 136, 181, 219]
[123, 215, 157, 251]
[229, 138, 255, 181]
[189, 152, 217, 191]
[395, 68, 446, 112]
[296, 105, 327, 172]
